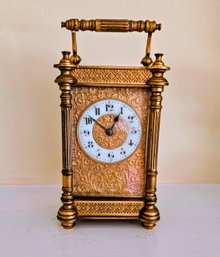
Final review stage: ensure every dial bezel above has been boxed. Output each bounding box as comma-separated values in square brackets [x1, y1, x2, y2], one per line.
[77, 98, 143, 164]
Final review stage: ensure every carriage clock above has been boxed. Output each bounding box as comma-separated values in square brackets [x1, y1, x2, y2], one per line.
[54, 18, 170, 229]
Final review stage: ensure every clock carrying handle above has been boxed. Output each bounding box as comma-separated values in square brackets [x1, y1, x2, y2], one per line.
[61, 19, 161, 33]
[62, 18, 162, 66]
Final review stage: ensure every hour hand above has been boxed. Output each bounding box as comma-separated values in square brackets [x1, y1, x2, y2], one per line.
[88, 115, 106, 131]
[110, 113, 120, 129]
[106, 113, 120, 136]
[113, 113, 120, 123]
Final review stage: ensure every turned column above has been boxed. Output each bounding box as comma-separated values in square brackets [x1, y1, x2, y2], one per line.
[54, 51, 78, 229]
[140, 53, 170, 229]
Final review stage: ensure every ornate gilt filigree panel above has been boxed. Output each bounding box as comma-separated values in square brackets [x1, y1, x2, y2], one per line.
[71, 66, 152, 86]
[72, 86, 150, 197]
[75, 200, 144, 217]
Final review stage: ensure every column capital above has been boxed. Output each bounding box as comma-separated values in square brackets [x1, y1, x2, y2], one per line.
[54, 51, 77, 86]
[148, 53, 170, 88]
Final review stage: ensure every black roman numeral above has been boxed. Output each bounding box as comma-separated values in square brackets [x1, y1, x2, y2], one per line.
[95, 107, 100, 115]
[85, 117, 93, 125]
[106, 104, 114, 112]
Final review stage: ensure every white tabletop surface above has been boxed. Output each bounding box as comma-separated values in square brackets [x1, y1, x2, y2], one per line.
[0, 184, 219, 257]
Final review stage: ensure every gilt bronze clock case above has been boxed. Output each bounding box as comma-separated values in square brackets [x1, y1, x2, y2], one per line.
[54, 18, 170, 229]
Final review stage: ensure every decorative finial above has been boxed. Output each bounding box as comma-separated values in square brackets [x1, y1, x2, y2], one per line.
[54, 51, 77, 85]
[151, 53, 170, 71]
[148, 53, 170, 86]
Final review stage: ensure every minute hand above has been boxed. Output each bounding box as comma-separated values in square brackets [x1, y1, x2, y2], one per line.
[88, 116, 107, 131]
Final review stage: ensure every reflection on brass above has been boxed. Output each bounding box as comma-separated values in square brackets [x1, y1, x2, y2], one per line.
[93, 115, 128, 149]
[54, 18, 170, 230]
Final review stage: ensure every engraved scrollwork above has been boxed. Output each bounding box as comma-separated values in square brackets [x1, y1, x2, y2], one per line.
[72, 87, 149, 197]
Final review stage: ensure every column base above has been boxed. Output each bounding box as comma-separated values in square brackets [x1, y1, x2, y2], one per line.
[57, 205, 78, 229]
[140, 205, 160, 229]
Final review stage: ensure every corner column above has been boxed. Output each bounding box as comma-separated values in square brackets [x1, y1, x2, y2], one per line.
[140, 53, 170, 229]
[54, 51, 78, 229]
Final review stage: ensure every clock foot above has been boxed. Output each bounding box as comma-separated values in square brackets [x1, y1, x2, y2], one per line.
[140, 205, 160, 229]
[57, 205, 78, 229]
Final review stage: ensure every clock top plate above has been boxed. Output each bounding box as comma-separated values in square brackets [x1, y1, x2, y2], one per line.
[71, 65, 152, 87]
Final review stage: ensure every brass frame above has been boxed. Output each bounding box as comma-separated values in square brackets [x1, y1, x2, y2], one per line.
[54, 18, 170, 230]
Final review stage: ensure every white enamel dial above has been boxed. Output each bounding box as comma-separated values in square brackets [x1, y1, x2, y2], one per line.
[77, 99, 142, 163]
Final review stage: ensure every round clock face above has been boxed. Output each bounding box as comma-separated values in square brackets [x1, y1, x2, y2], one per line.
[77, 99, 142, 163]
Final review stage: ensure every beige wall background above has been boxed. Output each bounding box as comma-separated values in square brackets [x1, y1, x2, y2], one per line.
[0, 0, 220, 184]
